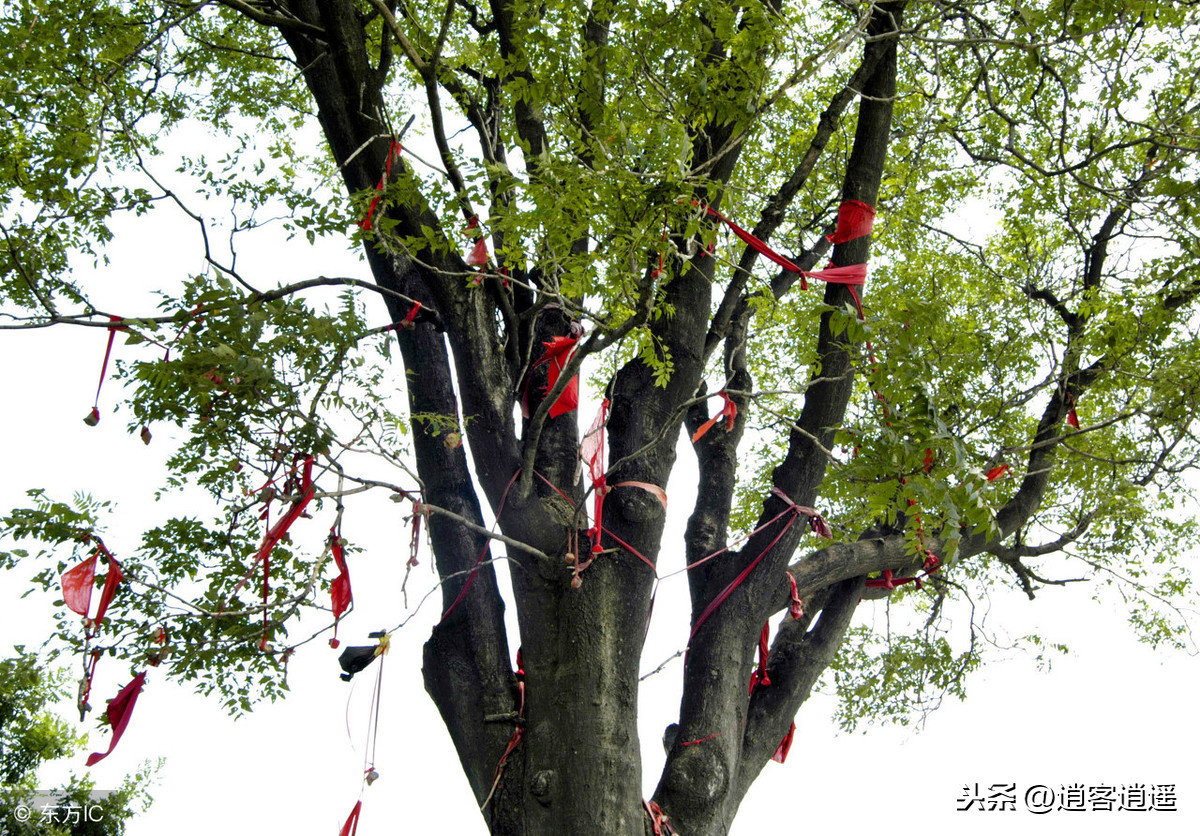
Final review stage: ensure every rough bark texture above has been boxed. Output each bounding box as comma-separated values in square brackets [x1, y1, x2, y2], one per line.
[245, 1, 1092, 833]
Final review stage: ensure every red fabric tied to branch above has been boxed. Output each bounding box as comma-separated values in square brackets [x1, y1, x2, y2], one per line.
[702, 204, 803, 275]
[339, 800, 363, 836]
[748, 621, 772, 694]
[691, 390, 737, 443]
[330, 525, 352, 647]
[865, 550, 941, 591]
[62, 553, 98, 618]
[249, 455, 315, 648]
[532, 336, 580, 418]
[399, 300, 422, 329]
[465, 216, 489, 267]
[86, 671, 146, 766]
[786, 571, 804, 620]
[699, 203, 869, 295]
[1066, 393, 1080, 430]
[772, 721, 796, 764]
[644, 800, 676, 836]
[83, 316, 126, 426]
[825, 200, 876, 245]
[688, 489, 822, 650]
[359, 140, 402, 232]
[62, 542, 123, 636]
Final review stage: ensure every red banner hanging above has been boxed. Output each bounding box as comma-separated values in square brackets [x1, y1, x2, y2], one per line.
[86, 671, 147, 766]
[772, 721, 796, 763]
[825, 199, 876, 244]
[330, 525, 352, 648]
[530, 336, 580, 418]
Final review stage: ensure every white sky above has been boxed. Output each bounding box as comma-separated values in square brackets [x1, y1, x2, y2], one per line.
[2, 146, 1199, 836]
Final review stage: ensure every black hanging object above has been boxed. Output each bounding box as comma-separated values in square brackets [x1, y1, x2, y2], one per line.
[337, 630, 388, 681]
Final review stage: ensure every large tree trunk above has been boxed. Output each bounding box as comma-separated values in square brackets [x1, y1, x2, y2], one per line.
[275, 1, 905, 833]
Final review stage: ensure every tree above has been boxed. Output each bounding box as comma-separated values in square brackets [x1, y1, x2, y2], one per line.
[0, 652, 155, 836]
[2, 1, 1198, 833]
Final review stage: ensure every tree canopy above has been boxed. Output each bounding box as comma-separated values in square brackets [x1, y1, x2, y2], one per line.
[2, 1, 1198, 833]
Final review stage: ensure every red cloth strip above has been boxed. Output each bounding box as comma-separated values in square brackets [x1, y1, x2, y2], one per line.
[92, 550, 123, 635]
[748, 621, 771, 694]
[688, 510, 799, 648]
[400, 300, 422, 329]
[643, 800, 676, 836]
[62, 551, 98, 618]
[534, 336, 580, 418]
[466, 224, 489, 267]
[986, 463, 1011, 482]
[359, 140, 402, 232]
[242, 455, 314, 646]
[581, 399, 608, 552]
[339, 800, 362, 836]
[772, 721, 796, 763]
[699, 202, 869, 296]
[329, 526, 351, 647]
[786, 571, 803, 620]
[865, 550, 941, 591]
[250, 456, 315, 570]
[702, 204, 803, 275]
[770, 487, 832, 539]
[440, 470, 522, 622]
[86, 671, 146, 766]
[826, 199, 876, 244]
[84, 316, 126, 426]
[691, 390, 737, 443]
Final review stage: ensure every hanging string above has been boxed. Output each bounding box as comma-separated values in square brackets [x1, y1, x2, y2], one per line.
[83, 316, 126, 426]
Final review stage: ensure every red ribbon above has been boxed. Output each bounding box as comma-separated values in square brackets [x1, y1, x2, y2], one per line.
[83, 316, 126, 426]
[865, 550, 941, 591]
[772, 721, 796, 764]
[62, 541, 123, 637]
[244, 455, 315, 648]
[643, 800, 676, 835]
[330, 525, 352, 647]
[691, 390, 737, 443]
[529, 336, 580, 419]
[786, 571, 803, 620]
[339, 800, 362, 836]
[86, 671, 146, 766]
[581, 399, 609, 553]
[466, 216, 489, 267]
[359, 140, 402, 232]
[699, 203, 869, 295]
[748, 621, 771, 694]
[825, 199, 876, 244]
